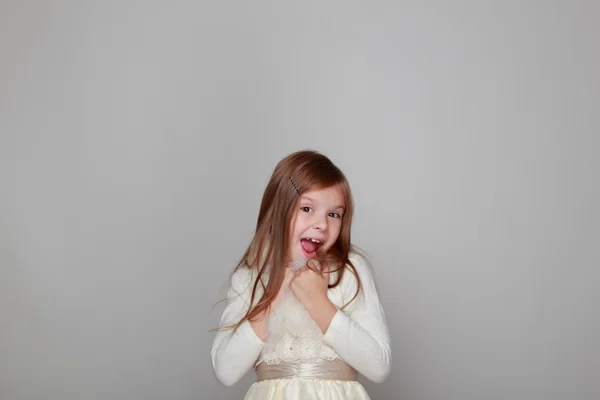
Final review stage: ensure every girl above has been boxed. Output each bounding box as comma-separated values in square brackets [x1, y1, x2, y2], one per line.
[211, 150, 391, 399]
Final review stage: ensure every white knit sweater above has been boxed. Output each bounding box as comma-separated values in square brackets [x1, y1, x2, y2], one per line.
[211, 253, 391, 387]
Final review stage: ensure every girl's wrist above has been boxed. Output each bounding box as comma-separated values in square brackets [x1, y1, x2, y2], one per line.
[303, 295, 337, 333]
[305, 293, 334, 310]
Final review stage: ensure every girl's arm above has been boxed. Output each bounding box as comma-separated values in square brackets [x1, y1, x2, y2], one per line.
[211, 268, 265, 387]
[322, 253, 392, 383]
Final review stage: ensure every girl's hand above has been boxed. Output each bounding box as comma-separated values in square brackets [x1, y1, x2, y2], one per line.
[290, 262, 337, 333]
[289, 261, 330, 306]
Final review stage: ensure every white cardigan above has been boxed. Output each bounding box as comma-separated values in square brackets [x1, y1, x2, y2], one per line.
[211, 253, 391, 387]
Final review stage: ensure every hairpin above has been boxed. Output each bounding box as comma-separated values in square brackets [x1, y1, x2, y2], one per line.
[289, 177, 300, 195]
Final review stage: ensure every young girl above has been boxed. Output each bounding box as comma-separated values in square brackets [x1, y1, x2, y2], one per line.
[211, 150, 391, 399]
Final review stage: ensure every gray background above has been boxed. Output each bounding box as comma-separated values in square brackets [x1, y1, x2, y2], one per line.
[1, 2, 599, 400]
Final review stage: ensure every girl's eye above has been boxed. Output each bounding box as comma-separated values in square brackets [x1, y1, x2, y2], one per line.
[301, 206, 313, 213]
[329, 212, 341, 218]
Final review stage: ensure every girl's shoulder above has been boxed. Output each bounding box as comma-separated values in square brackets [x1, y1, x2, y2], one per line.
[347, 251, 369, 268]
[227, 266, 266, 305]
[335, 251, 377, 291]
[346, 251, 375, 279]
[229, 265, 258, 292]
[327, 251, 378, 309]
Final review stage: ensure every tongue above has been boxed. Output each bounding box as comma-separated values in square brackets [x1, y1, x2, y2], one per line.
[301, 239, 318, 254]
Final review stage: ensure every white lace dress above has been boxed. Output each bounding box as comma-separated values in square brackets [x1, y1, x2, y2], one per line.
[211, 253, 391, 400]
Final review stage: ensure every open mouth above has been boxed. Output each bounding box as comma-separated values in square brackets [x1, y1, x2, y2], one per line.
[300, 237, 323, 258]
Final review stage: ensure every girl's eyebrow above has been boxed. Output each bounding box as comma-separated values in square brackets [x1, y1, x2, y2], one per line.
[300, 196, 345, 210]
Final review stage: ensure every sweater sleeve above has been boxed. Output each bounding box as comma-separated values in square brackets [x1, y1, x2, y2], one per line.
[211, 267, 265, 387]
[322, 254, 392, 383]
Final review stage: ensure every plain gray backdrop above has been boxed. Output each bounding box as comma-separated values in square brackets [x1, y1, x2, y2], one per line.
[1, 2, 599, 400]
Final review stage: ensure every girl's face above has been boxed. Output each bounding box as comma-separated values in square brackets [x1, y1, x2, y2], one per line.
[287, 185, 345, 263]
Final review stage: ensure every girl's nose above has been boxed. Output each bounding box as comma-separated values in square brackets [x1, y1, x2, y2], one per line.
[312, 214, 328, 231]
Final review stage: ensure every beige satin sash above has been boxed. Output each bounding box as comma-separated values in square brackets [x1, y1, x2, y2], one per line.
[255, 359, 358, 381]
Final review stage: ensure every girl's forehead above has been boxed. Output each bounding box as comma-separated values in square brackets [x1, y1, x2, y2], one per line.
[300, 185, 345, 206]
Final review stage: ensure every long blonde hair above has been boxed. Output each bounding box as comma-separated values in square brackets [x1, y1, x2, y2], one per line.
[228, 150, 362, 332]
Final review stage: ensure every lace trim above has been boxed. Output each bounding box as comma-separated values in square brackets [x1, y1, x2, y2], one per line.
[258, 335, 339, 365]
